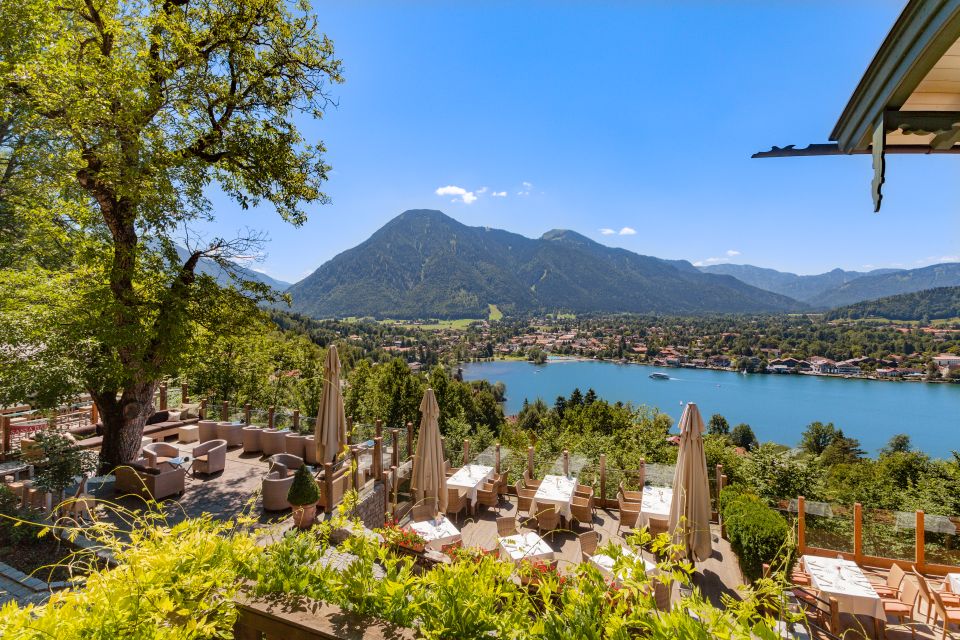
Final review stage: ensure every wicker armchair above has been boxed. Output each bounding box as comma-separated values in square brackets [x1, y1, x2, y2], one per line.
[619, 481, 643, 504]
[262, 471, 295, 511]
[497, 516, 518, 538]
[575, 483, 595, 514]
[268, 453, 304, 477]
[445, 487, 467, 523]
[579, 530, 599, 562]
[571, 496, 594, 529]
[535, 504, 560, 535]
[477, 482, 499, 513]
[517, 487, 536, 517]
[197, 420, 219, 443]
[617, 492, 641, 534]
[522, 470, 541, 490]
[192, 439, 227, 475]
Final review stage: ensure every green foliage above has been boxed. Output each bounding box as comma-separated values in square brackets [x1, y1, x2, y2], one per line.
[30, 431, 98, 496]
[740, 444, 823, 503]
[729, 423, 758, 451]
[826, 285, 960, 321]
[287, 465, 320, 506]
[799, 421, 838, 456]
[720, 488, 793, 581]
[708, 414, 730, 436]
[882, 433, 912, 455]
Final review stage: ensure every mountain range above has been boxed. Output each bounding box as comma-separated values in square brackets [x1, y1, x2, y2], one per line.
[277, 209, 960, 319]
[826, 286, 960, 321]
[285, 210, 803, 318]
[175, 245, 291, 292]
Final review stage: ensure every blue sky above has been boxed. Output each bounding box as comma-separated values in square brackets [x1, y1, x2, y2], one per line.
[197, 1, 960, 284]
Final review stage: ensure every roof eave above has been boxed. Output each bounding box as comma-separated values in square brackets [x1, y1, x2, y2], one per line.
[831, 0, 960, 151]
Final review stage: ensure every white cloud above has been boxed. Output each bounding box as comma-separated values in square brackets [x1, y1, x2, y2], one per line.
[476, 186, 488, 194]
[693, 257, 728, 267]
[517, 181, 534, 196]
[599, 228, 616, 235]
[491, 191, 507, 197]
[435, 185, 477, 205]
[619, 227, 636, 236]
[522, 181, 532, 188]
[726, 249, 741, 257]
[939, 255, 960, 262]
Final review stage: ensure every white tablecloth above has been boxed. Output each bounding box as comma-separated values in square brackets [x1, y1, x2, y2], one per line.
[639, 486, 672, 528]
[498, 531, 554, 563]
[802, 555, 883, 619]
[532, 475, 577, 519]
[590, 547, 656, 583]
[447, 464, 494, 506]
[946, 573, 960, 593]
[409, 515, 461, 550]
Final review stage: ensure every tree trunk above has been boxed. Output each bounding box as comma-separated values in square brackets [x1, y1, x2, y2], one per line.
[93, 380, 158, 471]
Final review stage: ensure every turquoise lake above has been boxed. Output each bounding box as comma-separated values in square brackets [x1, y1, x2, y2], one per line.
[461, 359, 960, 458]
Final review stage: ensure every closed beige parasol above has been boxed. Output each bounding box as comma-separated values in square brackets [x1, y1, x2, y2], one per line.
[411, 388, 447, 513]
[668, 402, 713, 562]
[315, 345, 347, 465]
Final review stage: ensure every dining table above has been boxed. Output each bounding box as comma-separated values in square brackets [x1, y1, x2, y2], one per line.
[801, 555, 884, 620]
[532, 474, 577, 520]
[498, 531, 554, 563]
[590, 547, 656, 584]
[639, 486, 673, 528]
[409, 515, 461, 550]
[446, 464, 495, 508]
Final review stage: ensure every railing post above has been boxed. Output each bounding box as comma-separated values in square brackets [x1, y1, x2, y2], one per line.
[90, 403, 99, 425]
[158, 384, 168, 411]
[375, 419, 382, 439]
[406, 421, 414, 460]
[323, 462, 334, 512]
[391, 429, 400, 468]
[181, 383, 189, 405]
[854, 502, 863, 563]
[390, 465, 399, 518]
[373, 436, 383, 479]
[382, 469, 392, 523]
[494, 443, 501, 475]
[562, 449, 569, 476]
[639, 457, 646, 487]
[351, 447, 360, 490]
[221, 400, 229, 421]
[199, 398, 207, 419]
[206, 395, 213, 418]
[527, 445, 534, 477]
[268, 406, 275, 429]
[916, 510, 925, 570]
[244, 403, 251, 425]
[1, 416, 9, 461]
[599, 454, 607, 504]
[292, 410, 300, 431]
[798, 496, 806, 553]
[462, 439, 470, 465]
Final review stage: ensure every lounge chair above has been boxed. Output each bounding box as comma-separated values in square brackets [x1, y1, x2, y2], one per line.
[192, 439, 227, 475]
[262, 471, 295, 511]
[198, 420, 219, 443]
[142, 442, 181, 469]
[115, 460, 185, 500]
[268, 453, 304, 476]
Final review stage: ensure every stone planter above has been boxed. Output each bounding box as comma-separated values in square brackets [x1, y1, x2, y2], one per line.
[303, 435, 318, 465]
[197, 420, 218, 443]
[216, 421, 244, 448]
[291, 503, 317, 530]
[260, 429, 287, 456]
[242, 426, 263, 454]
[284, 433, 306, 458]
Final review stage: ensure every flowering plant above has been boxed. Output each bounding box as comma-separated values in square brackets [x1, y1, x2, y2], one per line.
[518, 558, 567, 587]
[379, 521, 426, 551]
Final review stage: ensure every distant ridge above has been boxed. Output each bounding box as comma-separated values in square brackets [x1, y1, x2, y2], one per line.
[809, 263, 960, 308]
[175, 245, 290, 291]
[699, 263, 901, 303]
[285, 209, 805, 319]
[826, 286, 960, 321]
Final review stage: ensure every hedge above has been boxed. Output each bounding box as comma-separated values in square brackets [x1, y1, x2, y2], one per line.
[720, 486, 793, 581]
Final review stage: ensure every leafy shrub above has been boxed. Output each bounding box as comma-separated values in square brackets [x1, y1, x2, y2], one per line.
[720, 487, 793, 581]
[287, 464, 320, 506]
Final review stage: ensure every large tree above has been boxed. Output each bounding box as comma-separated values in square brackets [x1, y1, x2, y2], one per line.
[0, 0, 342, 467]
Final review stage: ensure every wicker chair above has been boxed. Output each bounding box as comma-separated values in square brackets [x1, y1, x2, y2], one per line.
[517, 487, 536, 517]
[497, 516, 518, 538]
[522, 471, 541, 490]
[575, 483, 595, 514]
[192, 439, 227, 475]
[411, 502, 436, 522]
[535, 504, 560, 536]
[268, 453, 304, 477]
[579, 530, 599, 562]
[445, 487, 467, 523]
[617, 492, 641, 534]
[477, 481, 499, 513]
[619, 481, 643, 504]
[262, 471, 295, 511]
[571, 496, 594, 529]
[197, 420, 219, 443]
[647, 515, 669, 537]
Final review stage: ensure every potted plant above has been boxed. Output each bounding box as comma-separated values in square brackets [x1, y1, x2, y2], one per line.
[286, 464, 319, 529]
[380, 521, 427, 552]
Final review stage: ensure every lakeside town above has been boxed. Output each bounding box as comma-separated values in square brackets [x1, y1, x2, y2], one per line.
[361, 315, 960, 382]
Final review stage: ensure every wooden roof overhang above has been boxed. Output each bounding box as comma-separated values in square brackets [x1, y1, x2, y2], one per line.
[753, 0, 960, 211]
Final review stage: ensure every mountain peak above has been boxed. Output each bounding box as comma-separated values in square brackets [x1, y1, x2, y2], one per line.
[540, 229, 595, 245]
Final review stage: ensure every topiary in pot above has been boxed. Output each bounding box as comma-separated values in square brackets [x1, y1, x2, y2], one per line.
[287, 464, 320, 529]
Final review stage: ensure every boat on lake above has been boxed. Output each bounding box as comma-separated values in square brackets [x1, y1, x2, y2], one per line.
[649, 372, 670, 380]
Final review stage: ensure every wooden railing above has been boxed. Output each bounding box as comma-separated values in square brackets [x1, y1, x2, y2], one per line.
[795, 495, 956, 576]
[233, 591, 415, 640]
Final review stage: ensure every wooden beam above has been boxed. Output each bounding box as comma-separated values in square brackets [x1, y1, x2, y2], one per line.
[798, 496, 806, 553]
[916, 510, 925, 570]
[854, 503, 863, 563]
